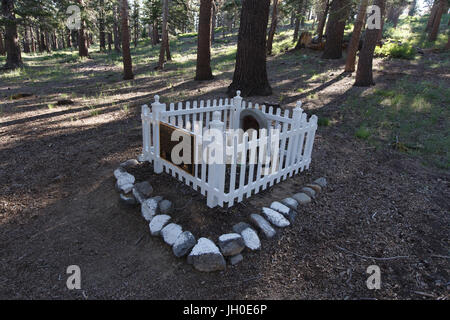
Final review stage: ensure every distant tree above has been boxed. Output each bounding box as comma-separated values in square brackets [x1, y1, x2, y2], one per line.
[266, 0, 279, 55]
[322, 0, 351, 59]
[316, 0, 329, 42]
[0, 29, 5, 55]
[228, 0, 272, 96]
[195, 0, 214, 80]
[425, 0, 439, 32]
[345, 0, 369, 72]
[120, 0, 134, 80]
[428, 0, 447, 42]
[1, 0, 22, 69]
[99, 0, 106, 51]
[157, 0, 170, 69]
[354, 0, 386, 86]
[77, 0, 89, 57]
[131, 0, 140, 47]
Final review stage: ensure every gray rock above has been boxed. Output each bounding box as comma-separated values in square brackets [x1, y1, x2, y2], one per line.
[114, 167, 126, 179]
[153, 196, 164, 203]
[132, 181, 153, 204]
[172, 231, 196, 257]
[116, 181, 133, 194]
[232, 222, 252, 234]
[159, 200, 173, 214]
[292, 192, 311, 205]
[314, 177, 327, 188]
[218, 233, 245, 256]
[270, 201, 290, 217]
[160, 223, 182, 246]
[229, 254, 243, 266]
[187, 238, 226, 272]
[240, 227, 261, 251]
[149, 214, 171, 236]
[120, 159, 139, 168]
[119, 193, 136, 206]
[306, 183, 322, 193]
[141, 198, 159, 221]
[250, 214, 276, 239]
[301, 187, 316, 198]
[281, 197, 298, 210]
[262, 207, 290, 228]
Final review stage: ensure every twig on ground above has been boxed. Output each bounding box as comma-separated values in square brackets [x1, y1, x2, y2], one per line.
[336, 245, 410, 261]
[135, 234, 145, 246]
[414, 291, 436, 298]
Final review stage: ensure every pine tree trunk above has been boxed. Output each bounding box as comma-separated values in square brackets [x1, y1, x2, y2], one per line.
[66, 28, 72, 48]
[157, 0, 169, 69]
[266, 0, 279, 55]
[355, 0, 385, 87]
[428, 0, 446, 42]
[0, 30, 5, 55]
[211, 2, 216, 43]
[113, 5, 121, 52]
[99, 0, 106, 51]
[425, 0, 439, 32]
[316, 0, 329, 42]
[228, 0, 272, 97]
[23, 26, 30, 53]
[77, 0, 89, 57]
[107, 32, 112, 51]
[2, 0, 22, 69]
[293, 17, 300, 42]
[30, 26, 35, 53]
[344, 0, 369, 72]
[44, 32, 51, 53]
[120, 0, 134, 80]
[322, 0, 350, 59]
[195, 0, 213, 80]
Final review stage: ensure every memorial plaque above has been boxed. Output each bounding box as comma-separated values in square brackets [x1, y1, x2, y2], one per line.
[159, 122, 195, 175]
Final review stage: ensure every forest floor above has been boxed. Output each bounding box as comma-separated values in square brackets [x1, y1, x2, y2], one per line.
[0, 25, 449, 299]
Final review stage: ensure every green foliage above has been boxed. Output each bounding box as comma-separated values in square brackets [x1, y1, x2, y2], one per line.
[375, 42, 416, 60]
[355, 126, 371, 140]
[318, 117, 330, 127]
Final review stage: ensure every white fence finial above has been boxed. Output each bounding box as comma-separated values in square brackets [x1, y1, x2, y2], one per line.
[296, 100, 303, 110]
[154, 95, 160, 103]
[236, 90, 241, 97]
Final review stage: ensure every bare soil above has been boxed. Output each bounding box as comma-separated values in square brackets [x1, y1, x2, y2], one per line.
[0, 46, 448, 299]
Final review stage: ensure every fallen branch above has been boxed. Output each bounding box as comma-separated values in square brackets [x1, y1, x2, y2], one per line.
[336, 245, 410, 261]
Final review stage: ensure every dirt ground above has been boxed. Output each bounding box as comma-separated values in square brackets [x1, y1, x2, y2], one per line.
[0, 44, 449, 299]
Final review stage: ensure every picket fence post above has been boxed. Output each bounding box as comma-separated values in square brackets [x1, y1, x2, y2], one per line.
[231, 90, 243, 130]
[206, 111, 226, 208]
[141, 104, 151, 161]
[152, 95, 166, 174]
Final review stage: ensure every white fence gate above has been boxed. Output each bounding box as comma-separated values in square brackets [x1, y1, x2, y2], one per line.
[140, 91, 318, 208]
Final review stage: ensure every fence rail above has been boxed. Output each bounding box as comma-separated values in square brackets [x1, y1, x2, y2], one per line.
[141, 91, 318, 208]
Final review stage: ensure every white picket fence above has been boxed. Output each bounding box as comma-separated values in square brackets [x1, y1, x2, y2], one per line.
[140, 91, 318, 208]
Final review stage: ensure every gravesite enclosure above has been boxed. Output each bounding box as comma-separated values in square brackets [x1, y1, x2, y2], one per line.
[0, 0, 449, 304]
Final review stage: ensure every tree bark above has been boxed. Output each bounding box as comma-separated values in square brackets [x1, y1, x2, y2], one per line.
[425, 0, 439, 32]
[30, 26, 35, 53]
[428, 0, 446, 42]
[23, 26, 30, 53]
[0, 30, 5, 55]
[120, 0, 134, 80]
[157, 0, 170, 69]
[195, 0, 213, 80]
[113, 4, 121, 52]
[77, 0, 89, 57]
[293, 17, 300, 42]
[211, 1, 216, 43]
[354, 0, 385, 87]
[107, 32, 112, 51]
[266, 0, 279, 55]
[2, 0, 22, 69]
[227, 0, 272, 97]
[344, 0, 369, 72]
[322, 0, 351, 59]
[99, 0, 106, 51]
[316, 0, 329, 42]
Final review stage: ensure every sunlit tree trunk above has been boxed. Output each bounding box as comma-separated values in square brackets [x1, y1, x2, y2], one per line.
[157, 0, 170, 69]
[316, 0, 329, 42]
[2, 0, 22, 69]
[120, 0, 134, 80]
[428, 0, 446, 42]
[355, 0, 385, 87]
[228, 0, 272, 96]
[195, 0, 213, 80]
[425, 0, 439, 32]
[266, 0, 279, 55]
[345, 0, 369, 72]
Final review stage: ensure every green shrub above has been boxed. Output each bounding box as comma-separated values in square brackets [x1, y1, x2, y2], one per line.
[355, 126, 371, 140]
[318, 117, 330, 126]
[375, 42, 415, 60]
